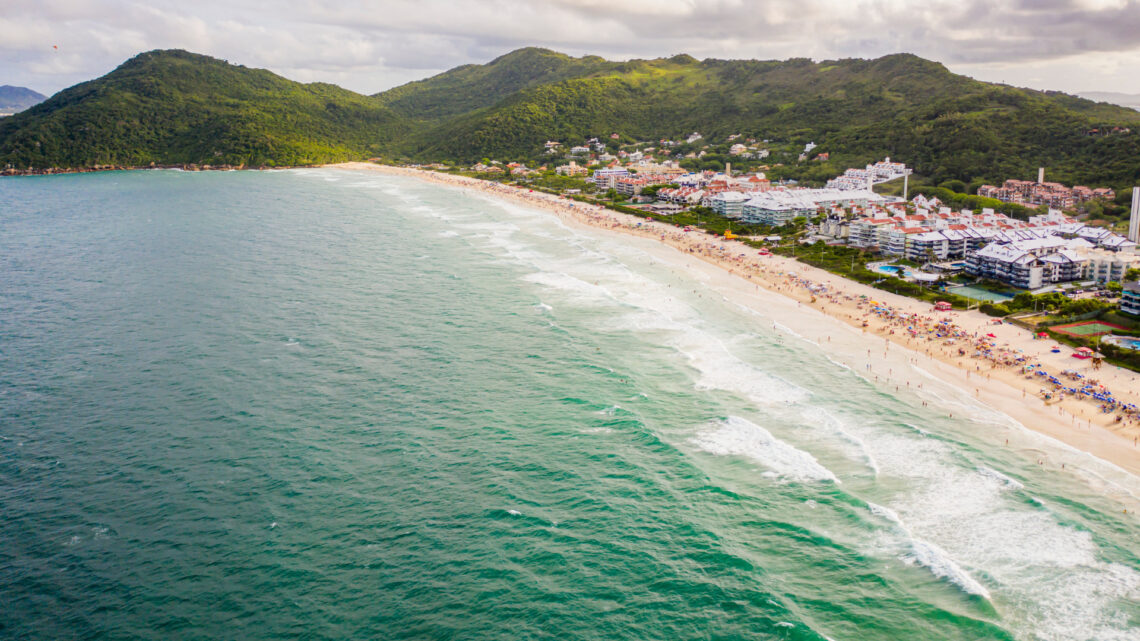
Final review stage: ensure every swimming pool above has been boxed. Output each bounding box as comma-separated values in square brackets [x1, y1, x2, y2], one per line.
[872, 264, 942, 282]
[873, 264, 910, 277]
[1103, 335, 1140, 351]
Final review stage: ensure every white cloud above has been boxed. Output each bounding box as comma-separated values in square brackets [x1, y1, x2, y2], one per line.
[0, 0, 1138, 96]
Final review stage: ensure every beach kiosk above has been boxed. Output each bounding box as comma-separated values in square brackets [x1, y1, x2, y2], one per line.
[1073, 347, 1094, 359]
[934, 301, 952, 312]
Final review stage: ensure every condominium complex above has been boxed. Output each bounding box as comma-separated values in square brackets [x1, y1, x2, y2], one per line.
[978, 176, 1114, 209]
[1122, 281, 1140, 316]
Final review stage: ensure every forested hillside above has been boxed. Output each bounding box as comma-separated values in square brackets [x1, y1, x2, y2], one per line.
[379, 50, 1140, 189]
[0, 50, 402, 169]
[3, 47, 1139, 190]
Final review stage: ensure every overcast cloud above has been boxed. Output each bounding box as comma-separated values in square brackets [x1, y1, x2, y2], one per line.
[3, 0, 1139, 98]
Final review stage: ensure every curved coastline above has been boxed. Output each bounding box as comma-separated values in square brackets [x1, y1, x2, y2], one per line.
[330, 161, 1140, 482]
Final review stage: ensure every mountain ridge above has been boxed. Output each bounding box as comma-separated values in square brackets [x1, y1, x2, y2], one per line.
[2, 48, 1138, 190]
[0, 85, 47, 112]
[375, 49, 1140, 188]
[0, 50, 401, 169]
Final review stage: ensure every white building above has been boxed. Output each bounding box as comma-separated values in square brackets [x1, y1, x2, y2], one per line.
[591, 167, 630, 189]
[1081, 249, 1140, 283]
[1130, 188, 1139, 243]
[1122, 281, 1140, 316]
[826, 159, 911, 191]
[965, 237, 1087, 289]
[709, 191, 750, 218]
[740, 189, 883, 226]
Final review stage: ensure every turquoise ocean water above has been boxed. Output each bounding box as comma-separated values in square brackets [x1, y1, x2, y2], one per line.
[1, 168, 1138, 640]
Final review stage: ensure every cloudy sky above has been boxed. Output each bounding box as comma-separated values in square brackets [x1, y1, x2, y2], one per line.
[3, 0, 1140, 98]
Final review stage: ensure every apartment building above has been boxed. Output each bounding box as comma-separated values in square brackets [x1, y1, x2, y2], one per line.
[965, 237, 1086, 289]
[1122, 281, 1140, 316]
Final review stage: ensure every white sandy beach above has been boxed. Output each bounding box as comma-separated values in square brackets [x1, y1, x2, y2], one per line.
[331, 161, 1140, 480]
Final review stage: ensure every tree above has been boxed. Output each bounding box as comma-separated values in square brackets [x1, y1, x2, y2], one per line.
[1011, 292, 1037, 310]
[939, 179, 967, 193]
[1060, 298, 1108, 316]
[979, 302, 1011, 317]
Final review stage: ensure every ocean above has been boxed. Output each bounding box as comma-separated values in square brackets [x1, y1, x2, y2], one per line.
[1, 168, 1137, 641]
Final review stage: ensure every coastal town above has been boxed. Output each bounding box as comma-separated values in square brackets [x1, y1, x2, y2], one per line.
[352, 161, 1140, 467]
[421, 132, 1140, 376]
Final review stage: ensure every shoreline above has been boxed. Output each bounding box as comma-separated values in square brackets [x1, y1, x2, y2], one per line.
[0, 163, 306, 177]
[331, 162, 1140, 480]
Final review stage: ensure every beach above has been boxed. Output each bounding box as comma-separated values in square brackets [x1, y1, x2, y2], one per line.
[6, 165, 1139, 640]
[333, 161, 1140, 478]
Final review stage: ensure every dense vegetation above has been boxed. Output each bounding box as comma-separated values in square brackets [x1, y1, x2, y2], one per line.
[0, 50, 402, 169]
[380, 49, 1140, 190]
[3, 47, 1140, 189]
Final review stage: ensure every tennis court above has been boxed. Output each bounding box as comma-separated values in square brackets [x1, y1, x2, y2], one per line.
[1050, 321, 1128, 337]
[944, 285, 1013, 302]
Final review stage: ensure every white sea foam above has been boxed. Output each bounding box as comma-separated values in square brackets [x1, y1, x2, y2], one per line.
[867, 502, 990, 599]
[507, 509, 522, 516]
[522, 271, 614, 305]
[866, 502, 903, 526]
[377, 167, 1140, 641]
[904, 539, 992, 599]
[691, 416, 839, 483]
[675, 332, 809, 406]
[773, 321, 819, 346]
[976, 466, 1024, 491]
[802, 407, 880, 477]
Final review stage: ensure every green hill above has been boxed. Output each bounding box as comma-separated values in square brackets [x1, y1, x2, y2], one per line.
[0, 50, 402, 169]
[380, 51, 1140, 189]
[376, 47, 610, 120]
[3, 47, 1139, 190]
